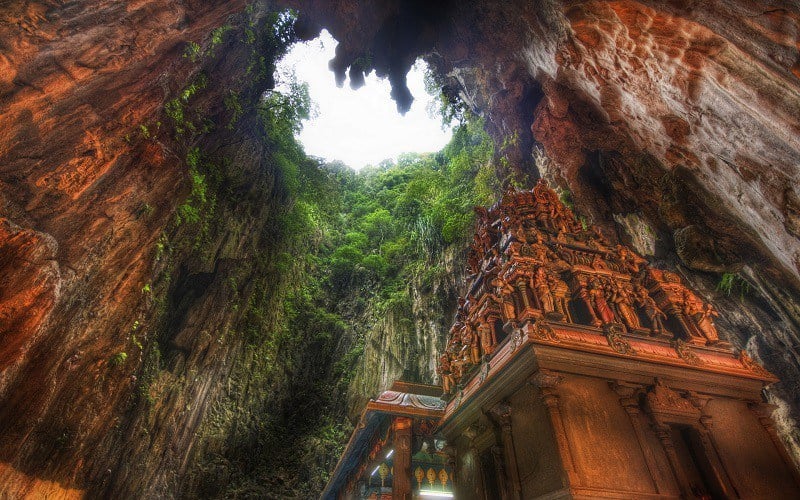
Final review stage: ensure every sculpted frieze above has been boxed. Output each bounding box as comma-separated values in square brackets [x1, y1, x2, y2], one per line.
[437, 180, 765, 396]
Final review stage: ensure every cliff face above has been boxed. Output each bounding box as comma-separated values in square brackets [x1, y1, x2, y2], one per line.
[1, 0, 800, 497]
[347, 245, 463, 420]
[285, 0, 800, 284]
[0, 1, 307, 497]
[283, 0, 800, 460]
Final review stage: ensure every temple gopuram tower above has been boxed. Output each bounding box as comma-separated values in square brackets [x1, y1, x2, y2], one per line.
[323, 181, 800, 499]
[437, 181, 800, 499]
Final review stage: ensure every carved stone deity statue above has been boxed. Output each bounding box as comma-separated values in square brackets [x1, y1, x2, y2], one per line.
[679, 289, 722, 343]
[491, 278, 517, 321]
[467, 248, 480, 276]
[531, 267, 555, 313]
[589, 279, 616, 324]
[610, 282, 639, 329]
[616, 244, 646, 273]
[447, 321, 464, 350]
[635, 286, 667, 335]
[438, 353, 455, 394]
[693, 303, 720, 344]
[461, 323, 481, 365]
[450, 354, 467, 382]
[477, 321, 496, 357]
[680, 289, 704, 317]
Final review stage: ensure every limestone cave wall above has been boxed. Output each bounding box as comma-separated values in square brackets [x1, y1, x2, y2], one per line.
[0, 1, 302, 497]
[1, 0, 800, 497]
[283, 0, 800, 462]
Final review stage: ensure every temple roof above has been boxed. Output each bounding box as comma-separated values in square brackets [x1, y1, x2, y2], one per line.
[437, 180, 775, 406]
[321, 382, 444, 499]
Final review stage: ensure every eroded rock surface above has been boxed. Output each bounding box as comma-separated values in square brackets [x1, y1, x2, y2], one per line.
[2, 0, 800, 496]
[283, 0, 800, 464]
[286, 0, 800, 284]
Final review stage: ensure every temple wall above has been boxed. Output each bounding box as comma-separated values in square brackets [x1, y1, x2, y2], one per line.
[509, 384, 565, 499]
[443, 370, 800, 499]
[705, 398, 799, 497]
[452, 439, 482, 499]
[557, 374, 668, 496]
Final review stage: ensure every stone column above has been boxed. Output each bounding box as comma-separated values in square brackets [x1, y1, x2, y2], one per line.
[696, 414, 739, 498]
[490, 445, 511, 500]
[488, 402, 522, 500]
[392, 417, 413, 500]
[653, 423, 693, 498]
[463, 424, 486, 499]
[610, 382, 665, 494]
[531, 370, 576, 488]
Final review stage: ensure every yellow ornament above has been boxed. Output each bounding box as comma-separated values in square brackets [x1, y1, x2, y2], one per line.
[414, 466, 424, 486]
[378, 462, 389, 487]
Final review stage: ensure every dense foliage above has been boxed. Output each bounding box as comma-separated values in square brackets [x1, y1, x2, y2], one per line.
[153, 9, 508, 497]
[242, 110, 505, 497]
[320, 117, 499, 305]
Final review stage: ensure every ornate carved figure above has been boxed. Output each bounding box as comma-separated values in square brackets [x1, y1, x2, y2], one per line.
[467, 248, 480, 276]
[635, 286, 666, 335]
[693, 303, 720, 344]
[438, 353, 455, 394]
[589, 280, 616, 324]
[477, 321, 496, 356]
[610, 282, 639, 329]
[531, 267, 555, 313]
[491, 278, 516, 321]
[448, 328, 462, 356]
[681, 289, 704, 318]
[676, 288, 721, 343]
[455, 297, 467, 323]
[616, 244, 645, 273]
[461, 324, 481, 365]
[450, 354, 467, 381]
[547, 272, 570, 317]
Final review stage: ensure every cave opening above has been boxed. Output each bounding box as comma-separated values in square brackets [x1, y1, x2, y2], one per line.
[275, 28, 455, 170]
[2, 1, 800, 499]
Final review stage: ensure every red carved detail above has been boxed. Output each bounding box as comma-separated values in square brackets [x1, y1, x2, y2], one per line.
[438, 180, 770, 394]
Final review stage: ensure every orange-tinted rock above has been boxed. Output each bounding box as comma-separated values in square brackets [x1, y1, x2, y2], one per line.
[2, 0, 800, 496]
[282, 0, 800, 285]
[0, 219, 60, 366]
[0, 0, 247, 496]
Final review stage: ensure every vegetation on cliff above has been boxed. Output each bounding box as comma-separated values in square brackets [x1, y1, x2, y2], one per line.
[120, 9, 508, 497]
[3, 1, 800, 499]
[195, 113, 504, 496]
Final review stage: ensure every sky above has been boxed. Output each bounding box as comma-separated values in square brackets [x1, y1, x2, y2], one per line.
[276, 30, 453, 170]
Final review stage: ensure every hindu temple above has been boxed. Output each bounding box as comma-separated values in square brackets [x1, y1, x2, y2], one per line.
[324, 181, 800, 499]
